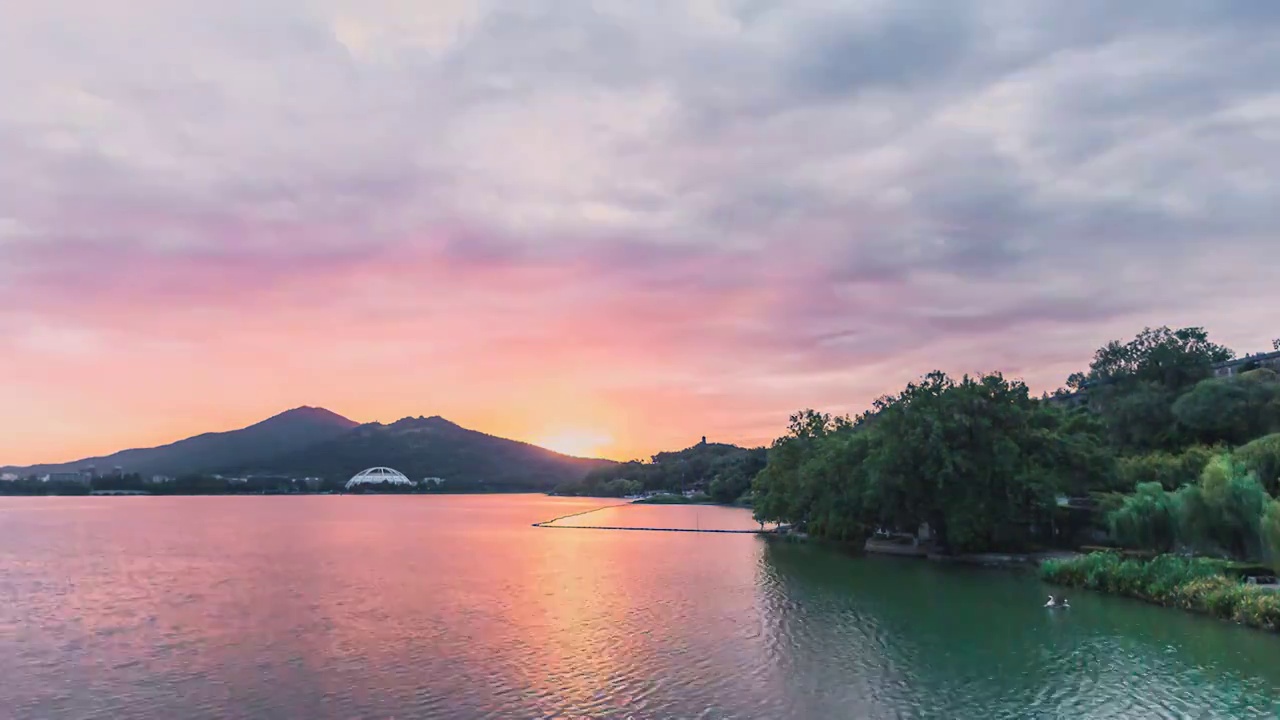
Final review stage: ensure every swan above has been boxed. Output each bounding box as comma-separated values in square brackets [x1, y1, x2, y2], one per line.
[1044, 595, 1057, 608]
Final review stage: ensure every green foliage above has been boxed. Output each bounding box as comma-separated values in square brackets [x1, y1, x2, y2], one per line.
[1262, 501, 1280, 573]
[1078, 326, 1234, 392]
[707, 448, 768, 503]
[1236, 433, 1280, 495]
[1108, 454, 1270, 560]
[1041, 552, 1280, 631]
[1173, 371, 1280, 446]
[1179, 455, 1269, 559]
[1116, 446, 1216, 491]
[754, 373, 1109, 552]
[1094, 381, 1184, 452]
[1072, 326, 1234, 453]
[1109, 483, 1179, 552]
[558, 442, 766, 500]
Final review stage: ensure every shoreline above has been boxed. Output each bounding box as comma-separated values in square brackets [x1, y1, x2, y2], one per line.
[1041, 552, 1280, 632]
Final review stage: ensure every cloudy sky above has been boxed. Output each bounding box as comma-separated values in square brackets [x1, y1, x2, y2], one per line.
[2, 0, 1277, 462]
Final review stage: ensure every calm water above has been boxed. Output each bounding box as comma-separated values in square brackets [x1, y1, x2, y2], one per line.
[2, 495, 1279, 719]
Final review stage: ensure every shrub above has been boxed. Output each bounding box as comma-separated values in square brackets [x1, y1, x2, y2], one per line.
[1108, 482, 1178, 551]
[1236, 433, 1280, 495]
[1263, 501, 1280, 573]
[1179, 454, 1269, 559]
[1116, 446, 1216, 491]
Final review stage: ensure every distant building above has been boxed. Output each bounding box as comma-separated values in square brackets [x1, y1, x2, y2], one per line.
[149, 475, 173, 484]
[0, 473, 18, 482]
[422, 476, 446, 486]
[345, 467, 415, 491]
[41, 472, 89, 485]
[111, 466, 124, 478]
[301, 477, 324, 491]
[1213, 350, 1280, 378]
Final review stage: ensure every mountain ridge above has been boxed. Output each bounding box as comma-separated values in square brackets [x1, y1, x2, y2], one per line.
[238, 414, 613, 489]
[3, 408, 612, 490]
[2, 406, 359, 477]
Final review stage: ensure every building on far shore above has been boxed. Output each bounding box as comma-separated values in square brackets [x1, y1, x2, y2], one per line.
[41, 472, 89, 485]
[0, 473, 19, 482]
[1212, 350, 1280, 378]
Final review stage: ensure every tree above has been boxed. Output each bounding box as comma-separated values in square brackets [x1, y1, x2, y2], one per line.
[1176, 455, 1268, 559]
[1236, 434, 1280, 495]
[1263, 501, 1280, 572]
[708, 448, 767, 503]
[1116, 446, 1215, 491]
[1172, 371, 1280, 446]
[1099, 380, 1189, 451]
[1079, 326, 1233, 392]
[1109, 482, 1179, 552]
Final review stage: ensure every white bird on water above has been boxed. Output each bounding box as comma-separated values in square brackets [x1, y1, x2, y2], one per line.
[1044, 595, 1057, 608]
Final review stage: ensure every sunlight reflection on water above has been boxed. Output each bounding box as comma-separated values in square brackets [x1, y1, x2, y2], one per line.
[1, 495, 1278, 719]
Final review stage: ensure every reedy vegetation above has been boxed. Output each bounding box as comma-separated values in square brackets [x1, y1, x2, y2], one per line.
[1040, 553, 1280, 631]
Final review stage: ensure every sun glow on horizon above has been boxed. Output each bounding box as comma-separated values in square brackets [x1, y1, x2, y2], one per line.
[535, 429, 615, 458]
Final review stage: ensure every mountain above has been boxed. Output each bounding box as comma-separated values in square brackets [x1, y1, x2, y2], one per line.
[2, 407, 359, 478]
[236, 415, 614, 490]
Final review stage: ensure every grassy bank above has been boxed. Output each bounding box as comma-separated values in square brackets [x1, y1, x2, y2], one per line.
[1041, 552, 1280, 631]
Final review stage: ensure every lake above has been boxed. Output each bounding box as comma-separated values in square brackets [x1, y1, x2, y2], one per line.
[2, 494, 1278, 719]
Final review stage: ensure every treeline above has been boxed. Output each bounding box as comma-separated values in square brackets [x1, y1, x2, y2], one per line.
[752, 327, 1280, 556]
[553, 442, 767, 502]
[0, 473, 478, 496]
[0, 473, 331, 496]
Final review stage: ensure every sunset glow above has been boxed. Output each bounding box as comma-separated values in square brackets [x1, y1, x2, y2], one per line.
[2, 2, 1278, 467]
[535, 430, 616, 459]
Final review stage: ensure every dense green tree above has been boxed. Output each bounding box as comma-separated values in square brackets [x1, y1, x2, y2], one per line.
[708, 448, 767, 503]
[755, 373, 1107, 552]
[863, 372, 1067, 552]
[1263, 501, 1280, 571]
[751, 410, 852, 526]
[1076, 326, 1233, 392]
[1116, 446, 1217, 491]
[1175, 455, 1269, 559]
[1095, 381, 1185, 451]
[1109, 482, 1179, 552]
[1236, 433, 1280, 495]
[1066, 327, 1235, 453]
[557, 442, 767, 499]
[1172, 370, 1280, 446]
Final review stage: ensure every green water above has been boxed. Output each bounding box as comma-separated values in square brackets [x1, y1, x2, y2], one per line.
[1, 495, 1277, 718]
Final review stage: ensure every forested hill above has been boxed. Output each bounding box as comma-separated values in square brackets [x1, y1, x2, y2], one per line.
[554, 438, 768, 501]
[1, 406, 357, 478]
[239, 415, 613, 491]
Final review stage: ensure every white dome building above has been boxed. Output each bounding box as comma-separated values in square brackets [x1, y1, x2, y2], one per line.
[345, 466, 416, 491]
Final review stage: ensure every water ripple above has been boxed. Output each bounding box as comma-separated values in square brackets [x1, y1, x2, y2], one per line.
[2, 496, 1279, 719]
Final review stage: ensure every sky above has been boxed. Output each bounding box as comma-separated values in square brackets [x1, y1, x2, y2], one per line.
[2, 0, 1278, 463]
